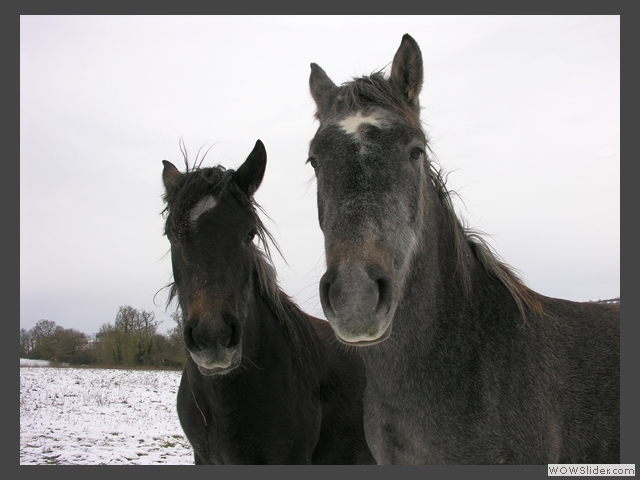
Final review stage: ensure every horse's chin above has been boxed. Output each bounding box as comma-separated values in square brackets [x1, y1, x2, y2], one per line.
[196, 363, 238, 376]
[190, 350, 241, 376]
[333, 320, 393, 347]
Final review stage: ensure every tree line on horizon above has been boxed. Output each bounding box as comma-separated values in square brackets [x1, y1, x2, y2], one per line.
[20, 305, 186, 369]
[20, 297, 620, 369]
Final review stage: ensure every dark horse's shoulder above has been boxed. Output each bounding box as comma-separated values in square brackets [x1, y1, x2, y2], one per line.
[308, 315, 336, 336]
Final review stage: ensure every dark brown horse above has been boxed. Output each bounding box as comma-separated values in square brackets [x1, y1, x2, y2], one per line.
[307, 34, 619, 464]
[161, 140, 374, 464]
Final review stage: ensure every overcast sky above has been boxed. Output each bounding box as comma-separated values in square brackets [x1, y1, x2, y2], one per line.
[20, 15, 619, 336]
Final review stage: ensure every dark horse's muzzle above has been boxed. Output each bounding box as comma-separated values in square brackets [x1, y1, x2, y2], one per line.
[183, 313, 242, 375]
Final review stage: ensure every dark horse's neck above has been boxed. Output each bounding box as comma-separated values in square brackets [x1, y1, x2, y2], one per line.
[200, 282, 320, 388]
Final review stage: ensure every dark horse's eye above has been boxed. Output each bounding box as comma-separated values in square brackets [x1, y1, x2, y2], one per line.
[307, 157, 318, 170]
[244, 229, 257, 244]
[410, 147, 425, 161]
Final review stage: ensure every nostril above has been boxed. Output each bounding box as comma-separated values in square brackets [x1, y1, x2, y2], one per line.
[225, 317, 242, 349]
[365, 263, 392, 317]
[319, 271, 336, 316]
[183, 317, 198, 351]
[375, 276, 392, 315]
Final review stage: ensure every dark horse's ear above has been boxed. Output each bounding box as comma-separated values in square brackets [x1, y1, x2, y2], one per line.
[309, 63, 340, 121]
[389, 34, 423, 110]
[162, 160, 182, 192]
[233, 140, 267, 197]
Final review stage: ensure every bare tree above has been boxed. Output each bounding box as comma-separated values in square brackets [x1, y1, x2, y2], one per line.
[20, 328, 32, 357]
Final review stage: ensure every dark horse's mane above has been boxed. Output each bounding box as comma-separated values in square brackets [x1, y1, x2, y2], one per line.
[161, 157, 320, 363]
[338, 72, 543, 318]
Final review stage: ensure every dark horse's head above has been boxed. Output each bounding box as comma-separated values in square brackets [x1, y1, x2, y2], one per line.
[307, 35, 427, 346]
[162, 140, 268, 375]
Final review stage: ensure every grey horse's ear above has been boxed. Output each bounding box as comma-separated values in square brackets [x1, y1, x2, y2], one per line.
[233, 140, 267, 197]
[162, 160, 182, 192]
[389, 34, 423, 110]
[309, 63, 340, 121]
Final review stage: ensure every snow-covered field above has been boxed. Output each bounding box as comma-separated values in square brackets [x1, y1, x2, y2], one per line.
[20, 359, 194, 465]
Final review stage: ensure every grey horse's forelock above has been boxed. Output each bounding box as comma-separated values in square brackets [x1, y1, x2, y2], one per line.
[340, 71, 423, 132]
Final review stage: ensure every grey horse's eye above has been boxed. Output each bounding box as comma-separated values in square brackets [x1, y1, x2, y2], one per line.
[307, 157, 319, 170]
[410, 147, 424, 161]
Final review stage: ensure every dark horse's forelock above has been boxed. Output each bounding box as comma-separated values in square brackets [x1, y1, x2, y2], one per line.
[161, 164, 318, 361]
[162, 165, 234, 239]
[335, 70, 542, 319]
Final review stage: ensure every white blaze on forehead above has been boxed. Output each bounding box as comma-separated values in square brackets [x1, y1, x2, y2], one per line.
[189, 195, 218, 225]
[339, 112, 384, 136]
